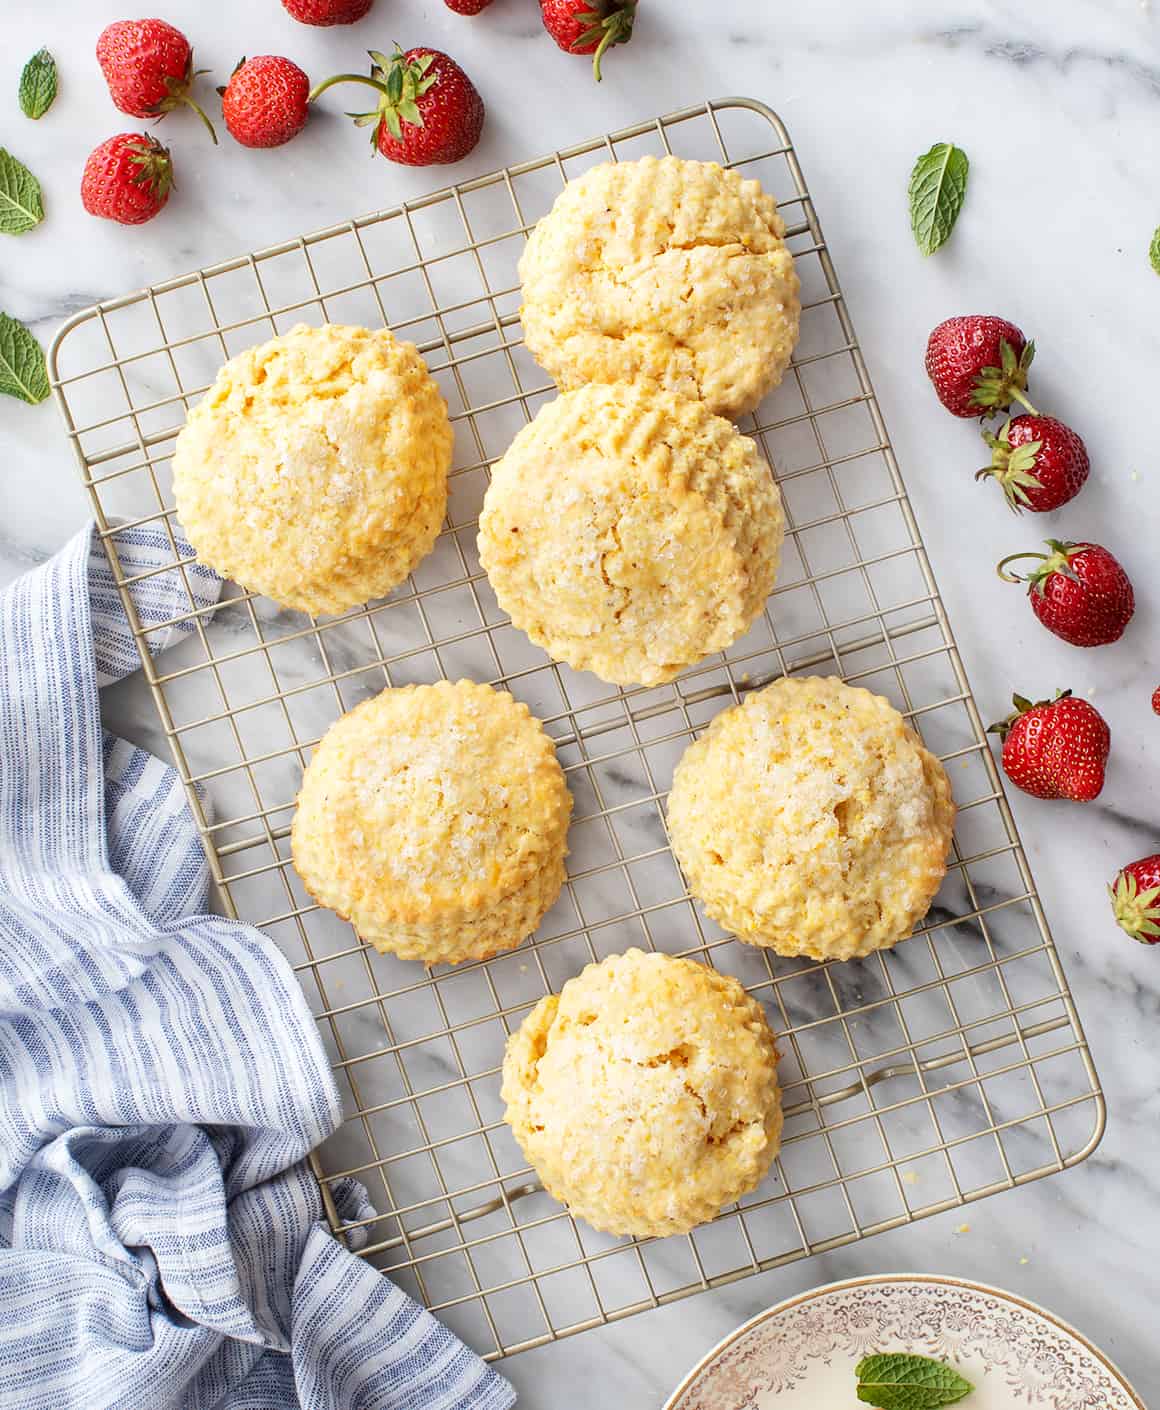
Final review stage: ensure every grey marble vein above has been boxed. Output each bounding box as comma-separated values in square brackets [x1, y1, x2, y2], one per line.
[930, 21, 1160, 96]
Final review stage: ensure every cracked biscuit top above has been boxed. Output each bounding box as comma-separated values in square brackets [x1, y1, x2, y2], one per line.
[477, 381, 784, 687]
[518, 155, 801, 418]
[667, 676, 957, 962]
[501, 948, 782, 1238]
[173, 323, 452, 616]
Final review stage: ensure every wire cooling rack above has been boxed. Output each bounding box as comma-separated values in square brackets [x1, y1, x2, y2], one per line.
[50, 97, 1103, 1363]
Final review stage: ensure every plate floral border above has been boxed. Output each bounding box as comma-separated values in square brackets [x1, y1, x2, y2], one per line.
[665, 1275, 1144, 1410]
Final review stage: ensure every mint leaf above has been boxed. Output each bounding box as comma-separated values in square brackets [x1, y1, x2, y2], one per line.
[19, 48, 57, 120]
[0, 148, 44, 234]
[856, 1352, 974, 1410]
[1150, 225, 1160, 277]
[908, 142, 970, 256]
[0, 313, 50, 405]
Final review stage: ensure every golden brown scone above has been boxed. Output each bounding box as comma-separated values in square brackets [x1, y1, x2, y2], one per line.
[502, 948, 782, 1238]
[290, 679, 572, 964]
[172, 323, 452, 615]
[477, 382, 784, 687]
[519, 155, 800, 417]
[667, 676, 956, 962]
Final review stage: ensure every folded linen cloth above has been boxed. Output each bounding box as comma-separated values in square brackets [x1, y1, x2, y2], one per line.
[0, 524, 515, 1410]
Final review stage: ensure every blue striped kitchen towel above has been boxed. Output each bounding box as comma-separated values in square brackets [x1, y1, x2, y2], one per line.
[0, 523, 515, 1410]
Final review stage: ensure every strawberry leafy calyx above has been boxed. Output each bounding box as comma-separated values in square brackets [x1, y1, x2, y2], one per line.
[150, 51, 218, 144]
[370, 48, 437, 143]
[1028, 539, 1081, 596]
[570, 2, 636, 81]
[127, 135, 175, 200]
[977, 417, 1044, 510]
[986, 688, 1070, 743]
[308, 47, 439, 148]
[1109, 866, 1160, 944]
[969, 336, 1037, 414]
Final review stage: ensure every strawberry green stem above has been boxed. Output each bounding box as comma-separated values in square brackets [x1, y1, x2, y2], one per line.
[579, 2, 636, 82]
[307, 73, 391, 104]
[158, 65, 218, 143]
[591, 22, 621, 81]
[178, 92, 218, 144]
[995, 550, 1044, 584]
[1008, 387, 1039, 415]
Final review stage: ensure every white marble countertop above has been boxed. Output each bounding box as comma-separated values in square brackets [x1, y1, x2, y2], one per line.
[3, 0, 1159, 1405]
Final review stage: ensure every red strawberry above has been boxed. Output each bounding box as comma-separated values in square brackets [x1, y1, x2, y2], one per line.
[1152, 686, 1160, 716]
[540, 0, 637, 81]
[925, 315, 1035, 418]
[220, 56, 310, 149]
[445, 0, 494, 10]
[96, 18, 217, 143]
[977, 415, 1090, 513]
[988, 691, 1110, 802]
[997, 540, 1135, 647]
[282, 0, 374, 23]
[81, 133, 173, 225]
[1109, 854, 1160, 945]
[309, 47, 484, 166]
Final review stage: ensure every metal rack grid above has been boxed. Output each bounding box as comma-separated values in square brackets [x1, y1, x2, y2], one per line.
[50, 97, 1103, 1364]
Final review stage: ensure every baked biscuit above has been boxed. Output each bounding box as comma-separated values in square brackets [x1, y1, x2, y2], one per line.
[291, 679, 571, 964]
[519, 155, 800, 417]
[477, 382, 784, 687]
[667, 676, 955, 962]
[501, 949, 782, 1238]
[173, 323, 452, 615]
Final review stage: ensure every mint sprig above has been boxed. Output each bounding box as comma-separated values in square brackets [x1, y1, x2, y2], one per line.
[856, 1352, 974, 1410]
[908, 142, 970, 256]
[19, 48, 57, 120]
[1150, 225, 1160, 277]
[0, 312, 51, 405]
[0, 148, 44, 235]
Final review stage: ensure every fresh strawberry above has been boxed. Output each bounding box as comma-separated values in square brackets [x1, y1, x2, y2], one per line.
[1153, 686, 1160, 716]
[309, 47, 484, 166]
[997, 539, 1135, 647]
[96, 18, 216, 142]
[977, 415, 1089, 513]
[980, 414, 1088, 516]
[924, 315, 1035, 418]
[539, 0, 637, 81]
[445, 0, 494, 10]
[1109, 854, 1160, 945]
[81, 132, 173, 225]
[220, 56, 310, 149]
[282, 0, 374, 23]
[988, 691, 1110, 802]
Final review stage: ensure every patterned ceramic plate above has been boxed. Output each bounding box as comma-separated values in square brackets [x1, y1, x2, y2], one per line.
[664, 1275, 1143, 1410]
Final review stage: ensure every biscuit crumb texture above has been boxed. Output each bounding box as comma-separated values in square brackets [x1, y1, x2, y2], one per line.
[502, 948, 782, 1237]
[667, 676, 956, 961]
[478, 382, 784, 686]
[173, 323, 452, 615]
[519, 156, 800, 417]
[291, 680, 572, 964]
